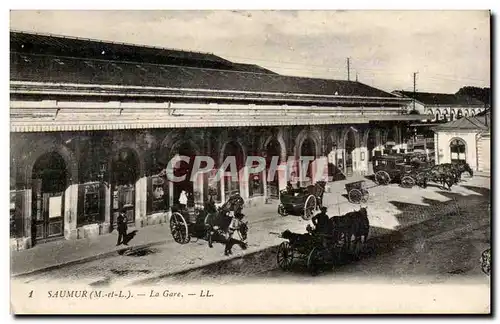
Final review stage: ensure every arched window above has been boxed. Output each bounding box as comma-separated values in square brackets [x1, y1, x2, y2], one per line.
[450, 138, 466, 163]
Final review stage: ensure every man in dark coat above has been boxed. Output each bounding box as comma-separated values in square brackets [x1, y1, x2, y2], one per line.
[116, 210, 128, 246]
[312, 206, 330, 235]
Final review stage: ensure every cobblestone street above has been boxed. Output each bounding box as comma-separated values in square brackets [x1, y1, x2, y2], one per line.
[11, 174, 490, 289]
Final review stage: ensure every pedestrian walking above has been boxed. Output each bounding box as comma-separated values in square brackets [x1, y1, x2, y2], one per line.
[116, 210, 128, 246]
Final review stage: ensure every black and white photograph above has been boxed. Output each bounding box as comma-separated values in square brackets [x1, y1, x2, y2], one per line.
[8, 9, 491, 314]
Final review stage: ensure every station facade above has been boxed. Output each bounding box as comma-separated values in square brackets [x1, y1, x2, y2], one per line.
[10, 31, 420, 250]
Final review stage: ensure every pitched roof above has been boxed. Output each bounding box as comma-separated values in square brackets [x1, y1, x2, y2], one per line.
[10, 30, 277, 75]
[434, 115, 490, 131]
[394, 90, 485, 106]
[10, 30, 401, 101]
[10, 52, 397, 99]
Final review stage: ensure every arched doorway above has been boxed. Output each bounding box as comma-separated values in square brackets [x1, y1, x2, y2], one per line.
[222, 141, 245, 198]
[172, 141, 197, 208]
[345, 130, 356, 177]
[300, 137, 316, 186]
[265, 139, 281, 199]
[450, 138, 466, 163]
[111, 148, 139, 227]
[31, 152, 67, 244]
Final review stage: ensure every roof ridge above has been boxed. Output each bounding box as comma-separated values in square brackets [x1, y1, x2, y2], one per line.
[10, 29, 224, 62]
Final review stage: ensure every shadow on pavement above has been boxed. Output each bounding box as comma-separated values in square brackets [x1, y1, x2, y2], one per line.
[155, 184, 490, 283]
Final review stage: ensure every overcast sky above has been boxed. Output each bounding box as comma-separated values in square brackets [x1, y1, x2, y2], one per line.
[10, 10, 490, 93]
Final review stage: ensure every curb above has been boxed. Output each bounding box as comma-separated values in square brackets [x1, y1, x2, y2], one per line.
[11, 240, 168, 278]
[11, 214, 283, 279]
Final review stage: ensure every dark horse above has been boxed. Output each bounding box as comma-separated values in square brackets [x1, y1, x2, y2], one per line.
[330, 207, 370, 259]
[204, 194, 248, 254]
[447, 162, 474, 182]
[419, 165, 457, 190]
[421, 162, 473, 190]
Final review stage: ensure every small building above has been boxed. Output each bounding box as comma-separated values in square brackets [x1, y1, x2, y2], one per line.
[392, 90, 487, 122]
[432, 110, 490, 171]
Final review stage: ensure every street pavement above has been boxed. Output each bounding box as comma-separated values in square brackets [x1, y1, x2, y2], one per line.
[11, 174, 490, 288]
[164, 184, 491, 286]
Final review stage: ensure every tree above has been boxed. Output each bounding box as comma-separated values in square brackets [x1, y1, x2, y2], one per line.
[456, 86, 491, 107]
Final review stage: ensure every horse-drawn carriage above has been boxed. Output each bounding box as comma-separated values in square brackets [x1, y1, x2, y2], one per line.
[169, 193, 248, 247]
[373, 155, 413, 186]
[277, 181, 326, 220]
[401, 162, 473, 190]
[277, 207, 369, 274]
[373, 153, 435, 188]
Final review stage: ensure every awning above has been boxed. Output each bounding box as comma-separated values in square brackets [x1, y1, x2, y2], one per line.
[10, 114, 424, 132]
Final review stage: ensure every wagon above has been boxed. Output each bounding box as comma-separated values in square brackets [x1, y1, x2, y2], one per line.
[276, 230, 339, 275]
[345, 180, 369, 204]
[373, 154, 429, 187]
[169, 194, 246, 246]
[373, 155, 408, 185]
[277, 207, 370, 275]
[277, 181, 326, 220]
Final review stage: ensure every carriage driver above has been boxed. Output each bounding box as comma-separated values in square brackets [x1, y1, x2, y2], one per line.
[311, 206, 331, 248]
[311, 207, 330, 235]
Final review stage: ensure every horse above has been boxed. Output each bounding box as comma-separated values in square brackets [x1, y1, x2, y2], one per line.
[330, 207, 369, 257]
[419, 166, 456, 190]
[204, 197, 248, 254]
[451, 162, 474, 180]
[223, 211, 248, 255]
[427, 162, 473, 188]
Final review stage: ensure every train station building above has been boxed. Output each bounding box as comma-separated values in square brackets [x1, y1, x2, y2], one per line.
[10, 31, 422, 250]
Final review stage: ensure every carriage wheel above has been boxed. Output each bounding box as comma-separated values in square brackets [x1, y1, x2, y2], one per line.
[375, 171, 391, 185]
[303, 195, 317, 220]
[348, 189, 363, 204]
[401, 176, 416, 188]
[277, 242, 294, 270]
[307, 247, 323, 275]
[169, 212, 190, 244]
[278, 204, 288, 217]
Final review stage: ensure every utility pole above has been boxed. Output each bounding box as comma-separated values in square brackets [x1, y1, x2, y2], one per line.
[347, 58, 350, 81]
[413, 72, 418, 112]
[356, 72, 358, 82]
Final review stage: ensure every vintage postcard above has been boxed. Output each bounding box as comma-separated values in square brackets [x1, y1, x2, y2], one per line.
[9, 10, 491, 314]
